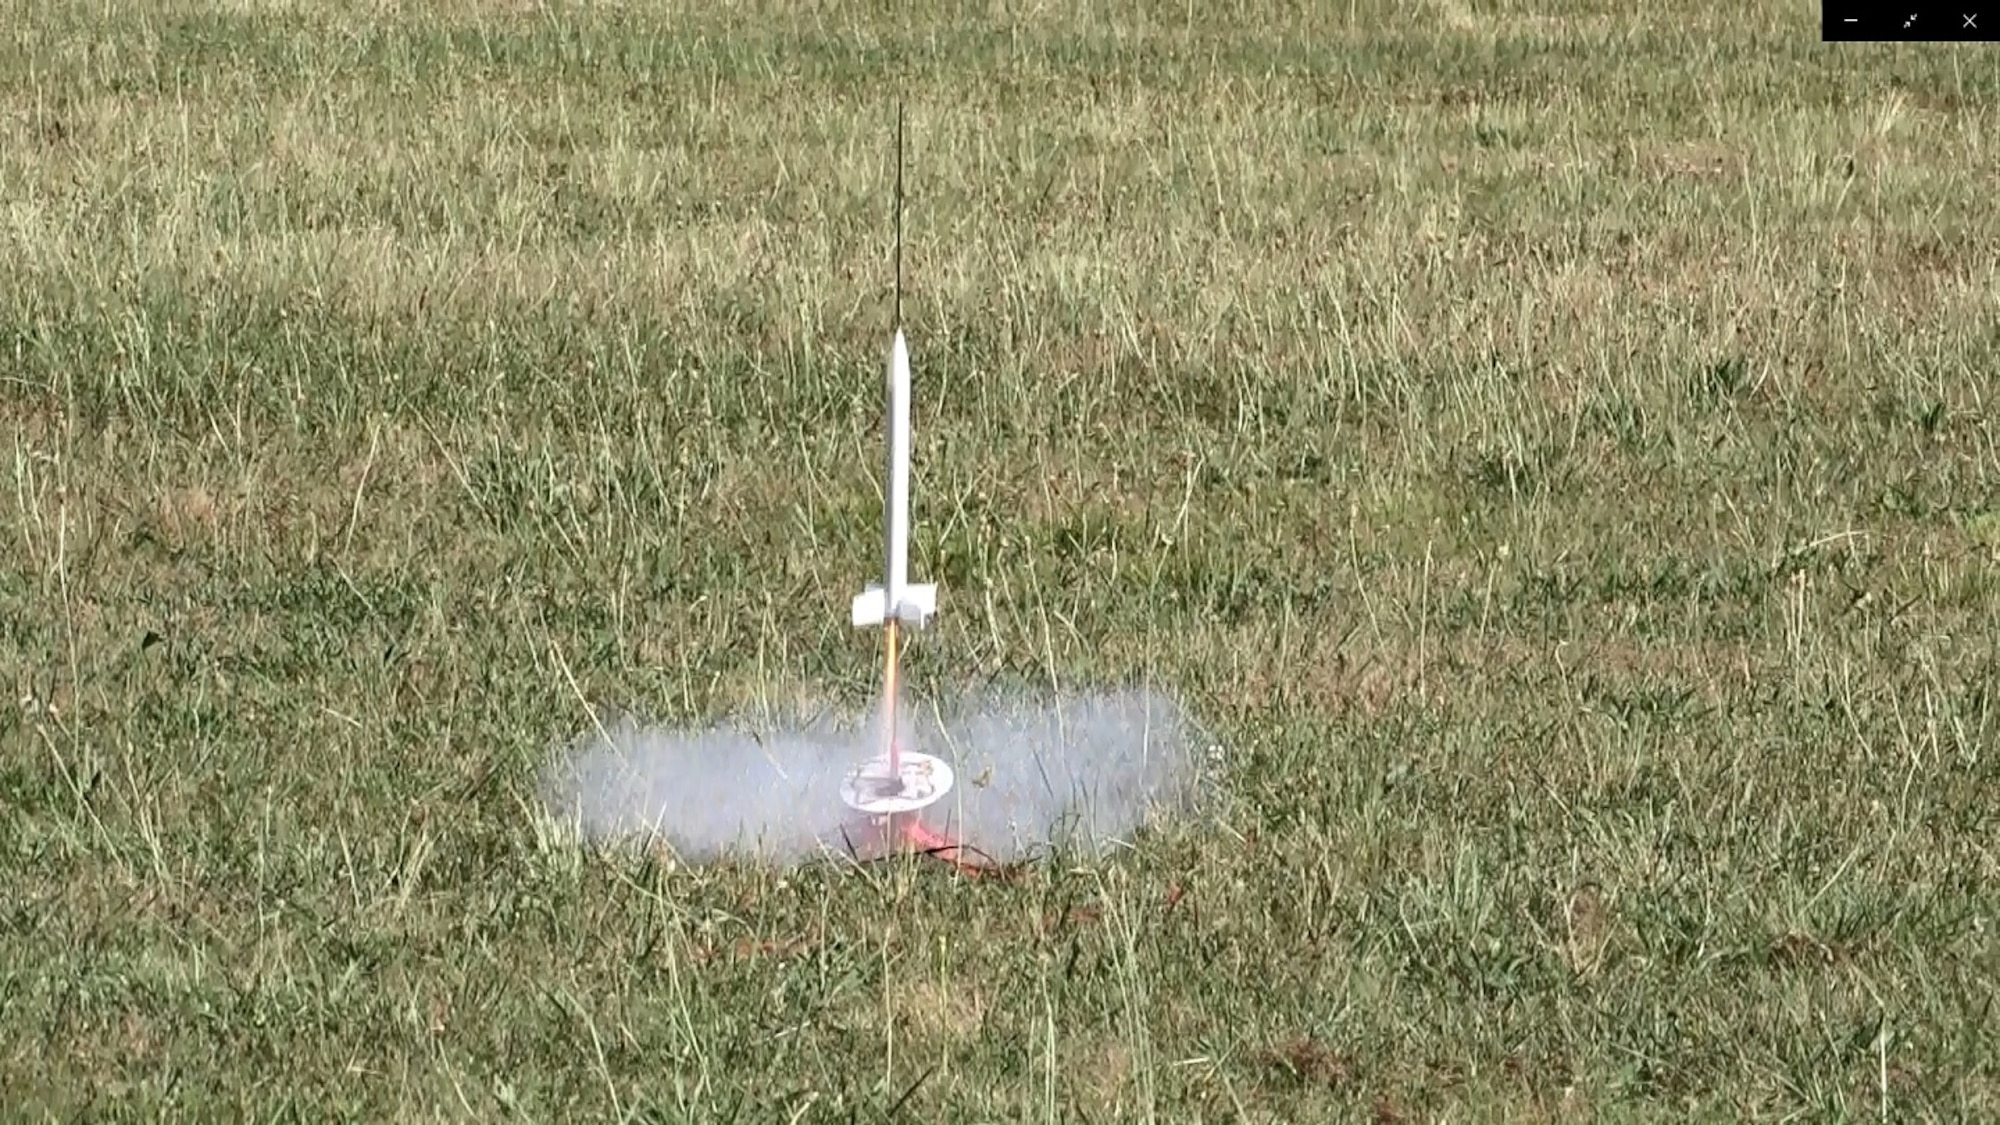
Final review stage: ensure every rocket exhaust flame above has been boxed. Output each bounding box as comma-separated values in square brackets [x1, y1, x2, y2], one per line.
[884, 620, 902, 775]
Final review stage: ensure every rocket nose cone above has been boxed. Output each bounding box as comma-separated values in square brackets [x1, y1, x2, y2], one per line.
[890, 329, 910, 389]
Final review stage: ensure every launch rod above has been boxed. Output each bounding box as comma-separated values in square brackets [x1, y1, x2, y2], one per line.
[894, 100, 903, 330]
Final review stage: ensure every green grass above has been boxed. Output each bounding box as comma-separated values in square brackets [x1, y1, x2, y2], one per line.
[5, 0, 1999, 1119]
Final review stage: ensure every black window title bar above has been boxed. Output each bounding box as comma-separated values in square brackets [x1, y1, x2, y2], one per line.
[1825, 3, 1995, 41]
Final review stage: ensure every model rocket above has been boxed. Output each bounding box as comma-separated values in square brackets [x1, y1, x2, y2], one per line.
[849, 325, 936, 633]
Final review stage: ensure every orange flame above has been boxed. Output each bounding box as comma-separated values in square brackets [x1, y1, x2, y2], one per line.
[882, 620, 901, 774]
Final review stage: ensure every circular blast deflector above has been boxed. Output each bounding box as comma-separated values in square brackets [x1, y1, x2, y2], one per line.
[839, 752, 954, 815]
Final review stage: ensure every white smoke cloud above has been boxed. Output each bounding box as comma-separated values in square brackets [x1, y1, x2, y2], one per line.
[539, 685, 1216, 868]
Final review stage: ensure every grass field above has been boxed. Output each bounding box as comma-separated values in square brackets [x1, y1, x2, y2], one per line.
[5, 0, 2000, 1119]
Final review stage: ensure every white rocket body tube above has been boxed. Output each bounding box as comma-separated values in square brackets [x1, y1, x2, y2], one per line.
[852, 328, 937, 629]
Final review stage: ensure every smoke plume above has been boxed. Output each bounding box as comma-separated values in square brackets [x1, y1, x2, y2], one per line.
[539, 686, 1215, 868]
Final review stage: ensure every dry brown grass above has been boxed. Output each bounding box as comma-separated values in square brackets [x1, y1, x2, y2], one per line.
[4, 0, 1998, 1119]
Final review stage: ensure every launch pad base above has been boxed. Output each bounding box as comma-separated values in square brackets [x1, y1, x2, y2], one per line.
[838, 752, 999, 876]
[839, 751, 953, 815]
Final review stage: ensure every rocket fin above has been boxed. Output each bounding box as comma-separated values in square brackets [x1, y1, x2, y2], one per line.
[891, 583, 936, 627]
[852, 586, 888, 627]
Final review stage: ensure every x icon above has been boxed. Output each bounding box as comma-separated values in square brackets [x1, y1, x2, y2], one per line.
[1968, 13, 1981, 27]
